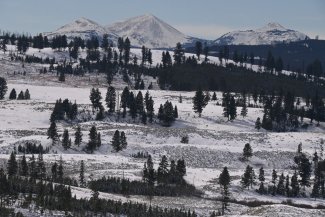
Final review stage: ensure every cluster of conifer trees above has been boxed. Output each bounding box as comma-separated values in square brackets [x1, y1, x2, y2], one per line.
[8, 88, 30, 100]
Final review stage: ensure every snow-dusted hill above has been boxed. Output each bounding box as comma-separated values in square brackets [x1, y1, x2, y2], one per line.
[214, 22, 308, 45]
[106, 14, 201, 48]
[44, 17, 118, 42]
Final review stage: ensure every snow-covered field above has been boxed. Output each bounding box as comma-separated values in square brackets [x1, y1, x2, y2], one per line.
[0, 47, 325, 216]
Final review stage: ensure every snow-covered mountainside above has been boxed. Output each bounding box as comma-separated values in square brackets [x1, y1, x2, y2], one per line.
[45, 17, 118, 42]
[214, 22, 308, 45]
[106, 14, 200, 48]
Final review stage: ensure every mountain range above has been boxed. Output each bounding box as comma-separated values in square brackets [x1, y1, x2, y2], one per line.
[45, 14, 309, 49]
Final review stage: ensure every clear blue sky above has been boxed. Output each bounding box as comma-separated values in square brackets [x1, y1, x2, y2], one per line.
[0, 0, 324, 39]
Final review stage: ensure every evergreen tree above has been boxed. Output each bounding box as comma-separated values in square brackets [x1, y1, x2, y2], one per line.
[111, 130, 121, 152]
[37, 153, 46, 180]
[229, 95, 237, 120]
[218, 167, 231, 215]
[0, 77, 8, 100]
[87, 126, 98, 153]
[258, 167, 266, 194]
[51, 162, 58, 181]
[174, 106, 178, 119]
[29, 154, 37, 179]
[241, 96, 248, 118]
[24, 89, 31, 100]
[291, 171, 300, 197]
[47, 121, 59, 144]
[255, 117, 261, 131]
[17, 90, 24, 100]
[157, 155, 169, 184]
[241, 165, 255, 189]
[58, 156, 64, 183]
[79, 160, 85, 187]
[105, 86, 116, 112]
[195, 41, 202, 60]
[243, 143, 253, 160]
[7, 152, 18, 176]
[277, 173, 285, 195]
[271, 169, 278, 195]
[141, 111, 147, 125]
[212, 92, 217, 101]
[193, 88, 208, 117]
[120, 131, 127, 150]
[20, 154, 29, 176]
[173, 42, 184, 65]
[74, 125, 83, 147]
[298, 154, 312, 189]
[62, 129, 71, 150]
[285, 175, 290, 197]
[9, 88, 17, 100]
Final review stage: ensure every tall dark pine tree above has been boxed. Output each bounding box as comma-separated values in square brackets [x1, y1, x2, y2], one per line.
[195, 41, 202, 60]
[7, 152, 18, 177]
[173, 42, 184, 65]
[219, 167, 231, 215]
[243, 143, 253, 160]
[74, 125, 83, 147]
[105, 86, 116, 113]
[87, 126, 98, 153]
[157, 155, 169, 184]
[291, 170, 300, 197]
[193, 88, 208, 117]
[62, 129, 71, 150]
[120, 131, 127, 150]
[111, 130, 121, 152]
[79, 160, 85, 187]
[47, 121, 59, 144]
[258, 167, 266, 194]
[20, 154, 29, 176]
[229, 95, 237, 120]
[0, 77, 8, 100]
[9, 88, 17, 100]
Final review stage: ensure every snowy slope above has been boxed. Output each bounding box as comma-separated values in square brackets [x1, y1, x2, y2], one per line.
[214, 22, 308, 45]
[45, 17, 118, 42]
[106, 14, 201, 48]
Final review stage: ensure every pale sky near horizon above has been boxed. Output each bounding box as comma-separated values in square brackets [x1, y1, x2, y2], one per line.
[0, 0, 324, 39]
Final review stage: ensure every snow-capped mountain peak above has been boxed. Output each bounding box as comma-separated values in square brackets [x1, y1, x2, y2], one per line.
[214, 22, 308, 45]
[106, 14, 197, 48]
[256, 22, 287, 32]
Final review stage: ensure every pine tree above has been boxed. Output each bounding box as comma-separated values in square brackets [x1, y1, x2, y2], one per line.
[0, 77, 8, 100]
[157, 155, 169, 184]
[141, 111, 147, 125]
[105, 86, 116, 112]
[258, 167, 266, 194]
[195, 41, 202, 60]
[7, 152, 18, 176]
[17, 90, 24, 100]
[20, 154, 29, 176]
[51, 162, 58, 181]
[120, 131, 127, 150]
[37, 153, 46, 180]
[243, 143, 253, 160]
[24, 89, 30, 100]
[47, 121, 59, 144]
[176, 159, 186, 178]
[219, 167, 231, 215]
[9, 88, 17, 100]
[241, 165, 255, 189]
[173, 42, 184, 65]
[229, 95, 237, 120]
[255, 117, 261, 131]
[146, 155, 155, 186]
[74, 125, 83, 147]
[241, 96, 248, 118]
[58, 156, 64, 183]
[212, 92, 217, 101]
[291, 171, 300, 197]
[136, 91, 144, 114]
[96, 132, 101, 147]
[29, 154, 37, 179]
[298, 154, 311, 189]
[111, 130, 121, 152]
[87, 126, 98, 153]
[174, 106, 178, 118]
[277, 173, 285, 195]
[62, 129, 71, 150]
[79, 160, 85, 187]
[271, 169, 278, 195]
[193, 88, 208, 117]
[285, 175, 290, 197]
